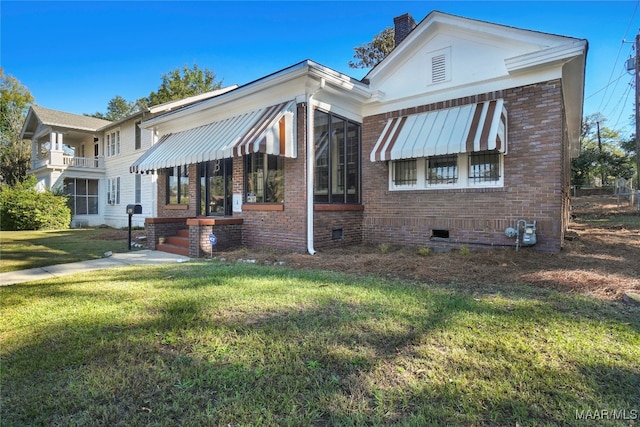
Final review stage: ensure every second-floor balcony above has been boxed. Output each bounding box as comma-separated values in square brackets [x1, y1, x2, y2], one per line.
[31, 152, 105, 172]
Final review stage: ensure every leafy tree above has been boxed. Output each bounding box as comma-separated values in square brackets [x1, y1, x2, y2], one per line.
[0, 68, 34, 187]
[88, 95, 138, 121]
[571, 114, 635, 187]
[87, 64, 222, 118]
[146, 63, 222, 106]
[620, 134, 636, 157]
[349, 27, 395, 69]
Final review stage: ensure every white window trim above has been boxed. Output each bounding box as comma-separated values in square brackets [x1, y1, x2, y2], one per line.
[107, 177, 121, 205]
[389, 152, 504, 191]
[106, 129, 121, 157]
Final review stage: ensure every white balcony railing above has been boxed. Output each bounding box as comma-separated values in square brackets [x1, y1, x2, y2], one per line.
[32, 153, 105, 170]
[63, 155, 103, 168]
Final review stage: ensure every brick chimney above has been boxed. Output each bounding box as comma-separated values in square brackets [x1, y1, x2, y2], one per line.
[393, 13, 417, 46]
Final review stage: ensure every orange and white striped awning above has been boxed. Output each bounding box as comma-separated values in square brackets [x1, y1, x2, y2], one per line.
[370, 99, 507, 162]
[131, 100, 296, 173]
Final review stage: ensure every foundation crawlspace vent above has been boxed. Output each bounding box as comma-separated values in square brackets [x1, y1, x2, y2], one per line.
[332, 228, 344, 240]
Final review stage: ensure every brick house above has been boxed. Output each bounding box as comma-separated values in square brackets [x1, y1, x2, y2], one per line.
[132, 11, 587, 255]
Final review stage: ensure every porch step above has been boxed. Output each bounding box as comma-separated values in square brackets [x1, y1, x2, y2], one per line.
[157, 243, 190, 257]
[166, 234, 189, 247]
[157, 229, 190, 257]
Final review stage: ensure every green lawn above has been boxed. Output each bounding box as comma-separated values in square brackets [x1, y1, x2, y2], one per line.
[0, 229, 137, 273]
[1, 260, 638, 426]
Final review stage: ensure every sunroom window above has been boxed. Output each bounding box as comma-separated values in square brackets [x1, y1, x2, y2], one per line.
[314, 110, 361, 204]
[166, 165, 189, 205]
[245, 153, 284, 203]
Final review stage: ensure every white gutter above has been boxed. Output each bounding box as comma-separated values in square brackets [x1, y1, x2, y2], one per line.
[306, 78, 325, 255]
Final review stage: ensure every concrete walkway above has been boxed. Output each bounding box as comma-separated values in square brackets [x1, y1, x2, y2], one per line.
[0, 250, 190, 286]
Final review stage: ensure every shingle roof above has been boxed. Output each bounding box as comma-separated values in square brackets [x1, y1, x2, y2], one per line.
[31, 105, 112, 131]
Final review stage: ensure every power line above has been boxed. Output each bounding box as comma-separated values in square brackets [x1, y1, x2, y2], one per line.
[611, 79, 634, 129]
[585, 71, 628, 100]
[595, 0, 639, 114]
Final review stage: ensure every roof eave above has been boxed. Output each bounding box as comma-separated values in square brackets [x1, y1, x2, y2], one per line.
[141, 60, 373, 129]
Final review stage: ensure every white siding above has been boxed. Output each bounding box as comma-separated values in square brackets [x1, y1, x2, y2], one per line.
[103, 119, 157, 228]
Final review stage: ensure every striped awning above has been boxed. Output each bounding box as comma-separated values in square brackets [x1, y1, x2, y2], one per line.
[370, 99, 507, 162]
[131, 100, 297, 173]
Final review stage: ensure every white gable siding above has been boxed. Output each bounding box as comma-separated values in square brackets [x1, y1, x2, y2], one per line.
[365, 21, 569, 117]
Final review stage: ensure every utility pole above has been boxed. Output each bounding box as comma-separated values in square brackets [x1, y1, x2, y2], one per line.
[636, 33, 640, 193]
[597, 121, 605, 186]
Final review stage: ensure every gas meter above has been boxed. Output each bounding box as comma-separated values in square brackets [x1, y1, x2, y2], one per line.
[505, 219, 537, 250]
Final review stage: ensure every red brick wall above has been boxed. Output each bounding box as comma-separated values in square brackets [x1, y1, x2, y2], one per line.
[362, 80, 567, 252]
[156, 165, 198, 218]
[190, 223, 242, 257]
[238, 103, 308, 252]
[314, 209, 363, 249]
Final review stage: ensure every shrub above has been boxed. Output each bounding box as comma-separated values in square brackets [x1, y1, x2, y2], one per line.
[0, 177, 71, 230]
[459, 245, 470, 256]
[378, 243, 390, 254]
[417, 247, 431, 256]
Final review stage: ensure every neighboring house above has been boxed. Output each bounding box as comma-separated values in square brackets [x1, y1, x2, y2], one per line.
[131, 11, 587, 255]
[20, 86, 237, 228]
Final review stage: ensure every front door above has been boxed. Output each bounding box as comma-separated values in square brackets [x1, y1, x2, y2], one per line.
[199, 158, 232, 216]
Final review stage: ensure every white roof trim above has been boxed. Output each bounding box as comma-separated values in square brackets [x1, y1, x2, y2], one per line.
[505, 41, 588, 74]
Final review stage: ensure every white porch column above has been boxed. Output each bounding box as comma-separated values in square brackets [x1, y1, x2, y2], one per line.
[50, 132, 63, 165]
[31, 138, 38, 169]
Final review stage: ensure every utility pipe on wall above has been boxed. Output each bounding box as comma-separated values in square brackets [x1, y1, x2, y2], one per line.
[306, 78, 325, 255]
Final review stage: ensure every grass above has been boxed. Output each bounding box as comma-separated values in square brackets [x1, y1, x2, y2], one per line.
[0, 229, 137, 273]
[2, 260, 638, 426]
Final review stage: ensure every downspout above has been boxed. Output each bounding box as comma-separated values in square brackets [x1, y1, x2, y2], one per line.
[306, 78, 325, 255]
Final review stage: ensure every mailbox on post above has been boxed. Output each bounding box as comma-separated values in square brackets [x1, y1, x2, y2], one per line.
[126, 204, 142, 250]
[127, 204, 142, 215]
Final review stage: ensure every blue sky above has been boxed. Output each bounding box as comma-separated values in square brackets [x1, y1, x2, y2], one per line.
[2, 1, 639, 138]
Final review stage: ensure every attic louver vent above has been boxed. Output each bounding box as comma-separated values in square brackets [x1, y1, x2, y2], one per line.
[431, 54, 447, 83]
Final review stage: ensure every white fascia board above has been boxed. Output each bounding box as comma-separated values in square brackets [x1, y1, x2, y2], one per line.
[505, 41, 587, 74]
[141, 61, 373, 131]
[140, 63, 311, 129]
[147, 85, 240, 114]
[306, 62, 373, 100]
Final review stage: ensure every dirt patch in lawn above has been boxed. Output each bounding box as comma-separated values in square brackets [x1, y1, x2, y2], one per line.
[214, 196, 640, 301]
[93, 228, 146, 241]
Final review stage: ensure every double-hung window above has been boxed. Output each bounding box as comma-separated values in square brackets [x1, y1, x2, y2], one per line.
[392, 159, 417, 186]
[166, 165, 190, 205]
[245, 153, 284, 203]
[314, 110, 361, 204]
[427, 155, 458, 185]
[134, 121, 141, 150]
[107, 177, 120, 205]
[106, 130, 120, 157]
